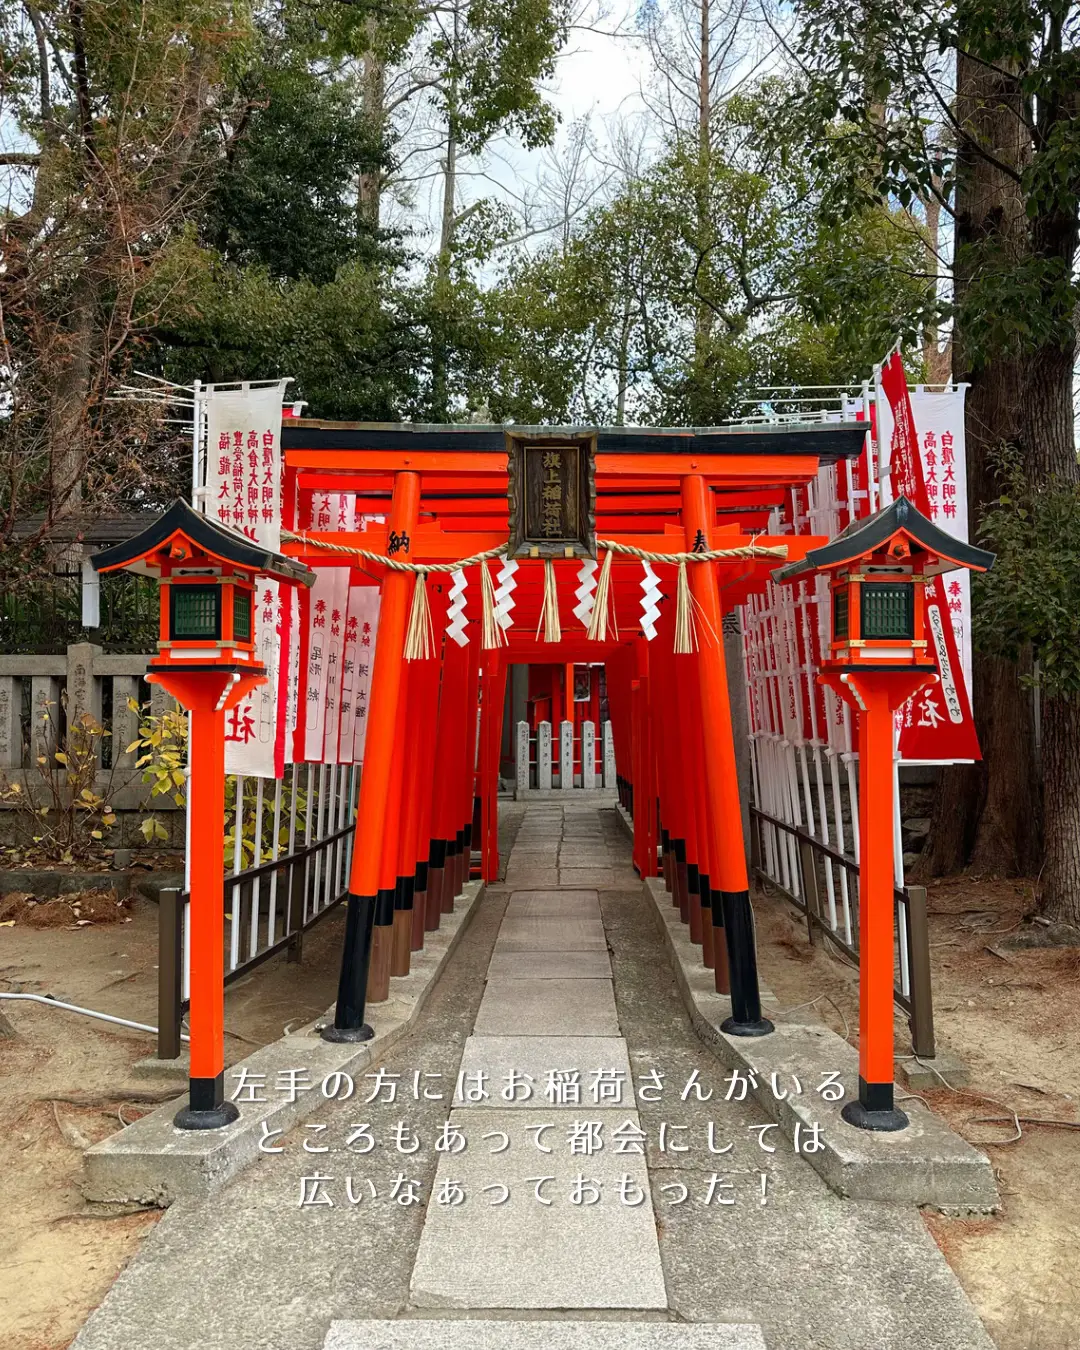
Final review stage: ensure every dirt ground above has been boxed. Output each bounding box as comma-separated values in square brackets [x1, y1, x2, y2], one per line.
[0, 891, 349, 1350]
[3, 851, 1078, 1350]
[754, 872, 1080, 1350]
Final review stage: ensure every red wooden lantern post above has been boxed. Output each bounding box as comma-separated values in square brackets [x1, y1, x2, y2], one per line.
[775, 496, 993, 1130]
[91, 502, 313, 1129]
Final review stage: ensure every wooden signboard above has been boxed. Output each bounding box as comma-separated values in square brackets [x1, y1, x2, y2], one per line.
[506, 432, 597, 558]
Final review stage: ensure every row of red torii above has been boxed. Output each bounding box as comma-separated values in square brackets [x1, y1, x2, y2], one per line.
[92, 421, 991, 1135]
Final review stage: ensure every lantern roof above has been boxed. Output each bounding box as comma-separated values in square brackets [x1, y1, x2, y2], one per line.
[772, 495, 995, 584]
[89, 499, 314, 585]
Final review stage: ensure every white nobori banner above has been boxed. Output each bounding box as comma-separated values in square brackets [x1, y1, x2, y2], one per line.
[875, 384, 973, 760]
[199, 380, 290, 777]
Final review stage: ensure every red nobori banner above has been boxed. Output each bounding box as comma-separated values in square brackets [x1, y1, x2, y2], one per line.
[877, 353, 981, 762]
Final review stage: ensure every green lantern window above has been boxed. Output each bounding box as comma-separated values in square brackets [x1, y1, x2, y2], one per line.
[232, 588, 252, 642]
[860, 582, 914, 640]
[833, 588, 849, 639]
[171, 585, 221, 639]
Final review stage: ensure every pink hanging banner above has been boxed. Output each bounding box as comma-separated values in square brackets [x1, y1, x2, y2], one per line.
[351, 588, 381, 762]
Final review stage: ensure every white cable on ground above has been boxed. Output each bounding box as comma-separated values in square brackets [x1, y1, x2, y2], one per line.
[0, 991, 190, 1041]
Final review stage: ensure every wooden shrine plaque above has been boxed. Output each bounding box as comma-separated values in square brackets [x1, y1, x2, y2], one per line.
[506, 432, 597, 558]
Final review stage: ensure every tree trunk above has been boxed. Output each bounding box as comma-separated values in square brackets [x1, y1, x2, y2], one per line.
[919, 186, 951, 384]
[1020, 335, 1079, 486]
[1039, 695, 1080, 924]
[917, 649, 1042, 881]
[690, 0, 712, 414]
[429, 108, 457, 422]
[358, 19, 385, 229]
[921, 46, 1042, 879]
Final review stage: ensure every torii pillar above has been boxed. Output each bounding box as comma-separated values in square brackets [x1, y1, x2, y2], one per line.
[323, 471, 420, 1040]
[681, 475, 772, 1036]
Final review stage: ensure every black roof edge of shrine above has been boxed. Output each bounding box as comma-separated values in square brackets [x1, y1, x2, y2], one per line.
[281, 421, 868, 462]
[89, 499, 315, 586]
[772, 495, 996, 582]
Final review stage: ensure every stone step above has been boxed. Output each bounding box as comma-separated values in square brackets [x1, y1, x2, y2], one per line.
[324, 1321, 767, 1350]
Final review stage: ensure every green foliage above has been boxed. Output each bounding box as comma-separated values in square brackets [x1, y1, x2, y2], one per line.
[127, 699, 189, 842]
[125, 698, 310, 864]
[155, 238, 424, 420]
[475, 85, 934, 424]
[204, 63, 389, 285]
[223, 774, 310, 870]
[0, 699, 118, 863]
[440, 0, 568, 153]
[787, 0, 1080, 371]
[975, 453, 1080, 699]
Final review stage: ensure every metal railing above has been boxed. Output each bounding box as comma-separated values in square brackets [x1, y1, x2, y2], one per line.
[749, 804, 935, 1058]
[1, 570, 159, 654]
[157, 762, 359, 1058]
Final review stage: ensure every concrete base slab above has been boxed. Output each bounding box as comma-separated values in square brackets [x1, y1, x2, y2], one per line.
[325, 1323, 766, 1350]
[455, 1035, 635, 1108]
[81, 883, 486, 1207]
[486, 950, 612, 980]
[409, 1109, 667, 1309]
[475, 977, 620, 1036]
[494, 916, 607, 952]
[897, 1051, 971, 1090]
[644, 878, 999, 1213]
[131, 1052, 190, 1080]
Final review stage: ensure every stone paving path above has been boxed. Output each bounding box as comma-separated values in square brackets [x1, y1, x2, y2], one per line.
[410, 804, 667, 1310]
[73, 801, 996, 1350]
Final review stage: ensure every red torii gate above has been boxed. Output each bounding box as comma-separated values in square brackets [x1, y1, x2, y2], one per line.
[280, 422, 866, 1044]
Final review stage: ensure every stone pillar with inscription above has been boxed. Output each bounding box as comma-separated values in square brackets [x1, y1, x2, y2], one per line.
[581, 721, 596, 789]
[30, 676, 62, 759]
[559, 720, 574, 790]
[516, 720, 531, 798]
[0, 677, 20, 769]
[602, 720, 616, 789]
[66, 643, 103, 726]
[537, 721, 553, 790]
[111, 675, 142, 773]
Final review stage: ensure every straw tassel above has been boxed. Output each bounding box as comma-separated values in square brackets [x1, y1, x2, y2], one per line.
[403, 570, 435, 660]
[536, 559, 562, 643]
[587, 549, 617, 642]
[480, 558, 506, 650]
[673, 558, 698, 654]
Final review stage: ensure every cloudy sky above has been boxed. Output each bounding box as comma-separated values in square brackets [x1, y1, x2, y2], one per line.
[392, 0, 659, 253]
